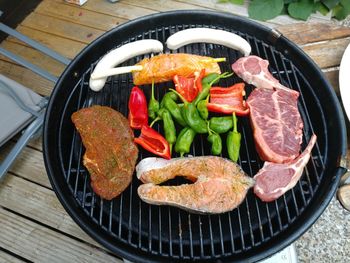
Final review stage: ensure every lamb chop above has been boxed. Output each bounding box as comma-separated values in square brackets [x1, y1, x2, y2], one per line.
[253, 134, 317, 202]
[232, 55, 299, 96]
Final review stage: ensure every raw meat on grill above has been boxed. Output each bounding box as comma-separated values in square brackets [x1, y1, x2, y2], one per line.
[231, 55, 299, 96]
[232, 55, 303, 163]
[247, 88, 303, 163]
[254, 134, 317, 202]
[71, 105, 139, 200]
[136, 156, 255, 214]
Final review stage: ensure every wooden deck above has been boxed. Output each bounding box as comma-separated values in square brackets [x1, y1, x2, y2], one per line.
[0, 0, 349, 262]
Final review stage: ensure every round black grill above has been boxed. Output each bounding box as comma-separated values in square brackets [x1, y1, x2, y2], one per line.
[43, 11, 346, 262]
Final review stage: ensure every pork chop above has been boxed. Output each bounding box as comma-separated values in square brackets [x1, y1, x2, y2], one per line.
[254, 134, 317, 202]
[71, 105, 138, 200]
[136, 156, 255, 214]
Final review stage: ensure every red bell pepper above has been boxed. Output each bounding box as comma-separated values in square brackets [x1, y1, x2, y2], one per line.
[173, 69, 205, 102]
[134, 125, 171, 159]
[128, 86, 148, 129]
[207, 83, 249, 116]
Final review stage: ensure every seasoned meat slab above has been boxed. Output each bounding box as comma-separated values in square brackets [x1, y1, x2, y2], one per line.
[136, 156, 255, 214]
[72, 105, 138, 200]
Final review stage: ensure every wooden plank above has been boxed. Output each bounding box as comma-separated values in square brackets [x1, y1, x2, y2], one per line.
[65, 0, 157, 20]
[118, 0, 208, 12]
[277, 23, 350, 45]
[0, 250, 25, 263]
[0, 141, 50, 188]
[324, 69, 340, 95]
[21, 12, 104, 44]
[12, 134, 43, 152]
[0, 40, 65, 77]
[0, 60, 53, 97]
[0, 175, 101, 249]
[0, 208, 122, 263]
[36, 1, 127, 31]
[302, 38, 350, 68]
[8, 25, 85, 60]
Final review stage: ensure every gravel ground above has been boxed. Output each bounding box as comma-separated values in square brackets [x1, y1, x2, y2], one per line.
[295, 197, 350, 262]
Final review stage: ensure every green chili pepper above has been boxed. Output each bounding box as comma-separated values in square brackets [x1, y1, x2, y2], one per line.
[209, 116, 233, 134]
[148, 81, 159, 119]
[226, 112, 241, 162]
[158, 108, 176, 154]
[169, 89, 208, 134]
[175, 127, 196, 157]
[193, 72, 233, 105]
[207, 133, 222, 156]
[161, 92, 187, 126]
[160, 91, 178, 107]
[207, 122, 222, 155]
[197, 95, 209, 120]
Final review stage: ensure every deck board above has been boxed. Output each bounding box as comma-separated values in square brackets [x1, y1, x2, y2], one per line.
[21, 12, 104, 44]
[0, 175, 101, 248]
[0, 0, 348, 262]
[0, 250, 25, 263]
[0, 208, 122, 262]
[0, 141, 50, 188]
[8, 25, 86, 59]
[37, 1, 127, 31]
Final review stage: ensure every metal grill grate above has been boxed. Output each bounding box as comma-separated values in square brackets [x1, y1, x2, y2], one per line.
[57, 24, 326, 261]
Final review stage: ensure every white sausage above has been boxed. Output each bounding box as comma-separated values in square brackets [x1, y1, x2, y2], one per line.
[90, 65, 143, 80]
[89, 39, 163, 91]
[166, 28, 251, 56]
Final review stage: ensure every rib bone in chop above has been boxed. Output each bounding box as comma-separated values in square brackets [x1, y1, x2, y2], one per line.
[232, 55, 299, 96]
[232, 55, 303, 163]
[253, 134, 317, 202]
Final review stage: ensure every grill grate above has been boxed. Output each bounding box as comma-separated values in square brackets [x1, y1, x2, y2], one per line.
[57, 24, 327, 261]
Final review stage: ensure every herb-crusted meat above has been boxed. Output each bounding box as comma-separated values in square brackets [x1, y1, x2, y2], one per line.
[71, 105, 138, 200]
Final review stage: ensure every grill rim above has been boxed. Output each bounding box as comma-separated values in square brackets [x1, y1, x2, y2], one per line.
[43, 10, 347, 263]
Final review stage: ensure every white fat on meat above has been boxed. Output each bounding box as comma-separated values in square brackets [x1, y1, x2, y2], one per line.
[253, 134, 317, 202]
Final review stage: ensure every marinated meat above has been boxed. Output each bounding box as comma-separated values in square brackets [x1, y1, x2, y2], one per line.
[231, 55, 299, 96]
[254, 134, 317, 202]
[136, 156, 255, 214]
[132, 53, 221, 85]
[247, 88, 303, 163]
[71, 105, 138, 200]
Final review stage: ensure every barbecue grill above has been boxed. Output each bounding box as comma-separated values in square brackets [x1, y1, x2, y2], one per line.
[43, 11, 347, 262]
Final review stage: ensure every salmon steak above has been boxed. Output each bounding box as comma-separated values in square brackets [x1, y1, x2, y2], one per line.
[136, 156, 255, 214]
[132, 53, 221, 85]
[71, 105, 138, 200]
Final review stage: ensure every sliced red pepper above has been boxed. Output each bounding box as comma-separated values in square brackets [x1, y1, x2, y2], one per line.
[128, 86, 148, 129]
[207, 83, 250, 116]
[134, 125, 171, 159]
[173, 69, 205, 102]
